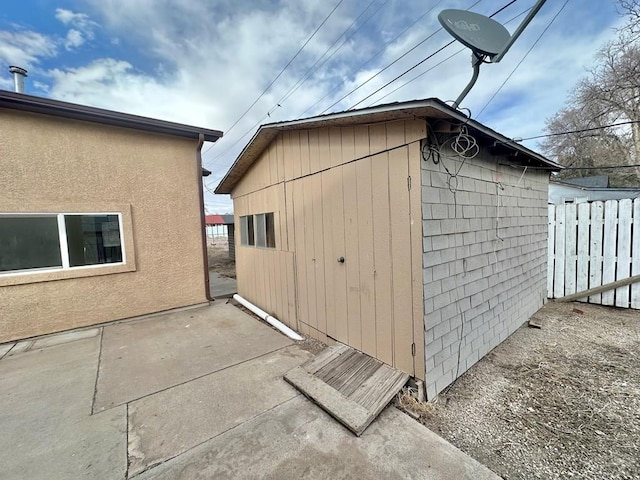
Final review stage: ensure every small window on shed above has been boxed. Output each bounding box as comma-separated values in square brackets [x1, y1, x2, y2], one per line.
[240, 215, 255, 246]
[255, 214, 266, 247]
[265, 213, 275, 248]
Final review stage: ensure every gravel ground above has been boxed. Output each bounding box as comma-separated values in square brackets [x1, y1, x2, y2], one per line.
[207, 237, 236, 278]
[416, 301, 640, 480]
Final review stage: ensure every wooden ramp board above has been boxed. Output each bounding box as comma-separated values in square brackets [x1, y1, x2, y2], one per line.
[284, 343, 409, 436]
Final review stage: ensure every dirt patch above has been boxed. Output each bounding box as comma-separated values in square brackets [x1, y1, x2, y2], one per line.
[207, 237, 235, 278]
[418, 301, 640, 480]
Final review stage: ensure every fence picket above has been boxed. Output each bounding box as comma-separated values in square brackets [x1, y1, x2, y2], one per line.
[632, 199, 640, 308]
[576, 202, 590, 299]
[549, 198, 639, 310]
[601, 200, 618, 306]
[553, 204, 566, 299]
[565, 203, 577, 295]
[616, 199, 632, 307]
[589, 202, 604, 304]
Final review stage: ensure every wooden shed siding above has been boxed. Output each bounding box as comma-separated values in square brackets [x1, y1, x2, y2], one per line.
[231, 119, 427, 378]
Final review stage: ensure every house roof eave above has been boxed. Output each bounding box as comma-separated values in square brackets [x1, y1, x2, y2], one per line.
[215, 98, 560, 194]
[0, 90, 223, 142]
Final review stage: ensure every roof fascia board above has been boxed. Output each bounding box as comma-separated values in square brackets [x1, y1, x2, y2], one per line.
[0, 90, 223, 142]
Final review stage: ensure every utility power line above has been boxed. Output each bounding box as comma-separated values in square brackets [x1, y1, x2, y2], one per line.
[349, 0, 520, 110]
[477, 0, 571, 117]
[520, 119, 640, 141]
[202, 0, 345, 157]
[364, 7, 531, 107]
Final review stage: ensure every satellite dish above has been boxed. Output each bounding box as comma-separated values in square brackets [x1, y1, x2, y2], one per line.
[438, 9, 511, 57]
[437, 1, 548, 108]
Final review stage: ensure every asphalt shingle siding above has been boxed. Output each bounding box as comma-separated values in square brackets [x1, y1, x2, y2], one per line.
[421, 142, 549, 399]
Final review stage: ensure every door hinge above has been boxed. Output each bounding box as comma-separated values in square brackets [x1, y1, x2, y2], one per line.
[411, 342, 416, 356]
[407, 175, 412, 190]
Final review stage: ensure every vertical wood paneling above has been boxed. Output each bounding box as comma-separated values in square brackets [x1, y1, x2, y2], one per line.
[370, 124, 393, 365]
[299, 130, 311, 177]
[407, 130, 426, 381]
[342, 166, 361, 349]
[564, 203, 577, 295]
[589, 202, 604, 304]
[286, 251, 297, 329]
[602, 200, 617, 306]
[632, 199, 640, 308]
[341, 127, 361, 349]
[285, 182, 295, 252]
[276, 134, 285, 183]
[283, 131, 295, 181]
[354, 125, 376, 358]
[321, 169, 337, 338]
[274, 251, 283, 322]
[267, 143, 277, 186]
[387, 121, 413, 375]
[616, 198, 632, 307]
[303, 176, 318, 330]
[308, 129, 321, 175]
[576, 202, 590, 296]
[318, 128, 331, 171]
[292, 179, 309, 326]
[329, 127, 343, 168]
[312, 174, 327, 335]
[290, 131, 302, 180]
[332, 163, 348, 344]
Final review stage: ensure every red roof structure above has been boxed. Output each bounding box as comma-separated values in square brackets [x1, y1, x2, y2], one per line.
[205, 214, 234, 225]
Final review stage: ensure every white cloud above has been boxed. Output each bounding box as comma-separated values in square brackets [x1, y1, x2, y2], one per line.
[0, 29, 57, 68]
[64, 29, 85, 50]
[5, 0, 623, 212]
[55, 8, 97, 50]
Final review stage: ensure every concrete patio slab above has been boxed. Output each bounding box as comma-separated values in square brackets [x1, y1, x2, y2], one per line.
[0, 337, 127, 480]
[133, 395, 499, 480]
[0, 342, 14, 359]
[94, 302, 292, 411]
[128, 345, 312, 476]
[209, 271, 237, 298]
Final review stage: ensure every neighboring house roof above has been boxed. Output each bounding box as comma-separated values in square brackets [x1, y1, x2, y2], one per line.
[548, 178, 640, 204]
[562, 175, 609, 188]
[0, 90, 223, 142]
[215, 98, 561, 194]
[205, 214, 234, 225]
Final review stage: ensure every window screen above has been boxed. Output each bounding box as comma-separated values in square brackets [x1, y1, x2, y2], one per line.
[0, 216, 62, 272]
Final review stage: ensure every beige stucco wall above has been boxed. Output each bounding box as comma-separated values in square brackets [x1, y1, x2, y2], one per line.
[0, 109, 208, 342]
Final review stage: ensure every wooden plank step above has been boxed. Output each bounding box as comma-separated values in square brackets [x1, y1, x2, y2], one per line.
[284, 344, 410, 436]
[301, 343, 350, 374]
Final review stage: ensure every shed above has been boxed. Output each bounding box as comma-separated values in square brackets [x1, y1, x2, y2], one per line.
[0, 90, 222, 343]
[215, 98, 560, 399]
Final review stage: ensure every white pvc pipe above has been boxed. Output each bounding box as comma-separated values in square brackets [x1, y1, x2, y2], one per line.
[233, 294, 304, 341]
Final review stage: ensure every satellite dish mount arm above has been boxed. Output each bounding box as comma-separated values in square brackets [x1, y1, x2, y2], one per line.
[453, 52, 485, 109]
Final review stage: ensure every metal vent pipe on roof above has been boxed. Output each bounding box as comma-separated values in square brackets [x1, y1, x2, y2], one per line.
[9, 66, 27, 93]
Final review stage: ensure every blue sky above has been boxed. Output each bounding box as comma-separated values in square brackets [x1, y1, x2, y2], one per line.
[0, 0, 626, 212]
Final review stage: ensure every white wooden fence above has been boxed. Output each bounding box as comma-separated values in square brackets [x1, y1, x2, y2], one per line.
[548, 199, 640, 308]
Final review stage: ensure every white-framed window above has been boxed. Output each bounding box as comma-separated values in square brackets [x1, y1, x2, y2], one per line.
[0, 213, 125, 275]
[239, 213, 275, 248]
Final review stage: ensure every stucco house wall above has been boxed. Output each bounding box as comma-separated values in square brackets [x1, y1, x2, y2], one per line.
[421, 145, 549, 399]
[0, 108, 211, 342]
